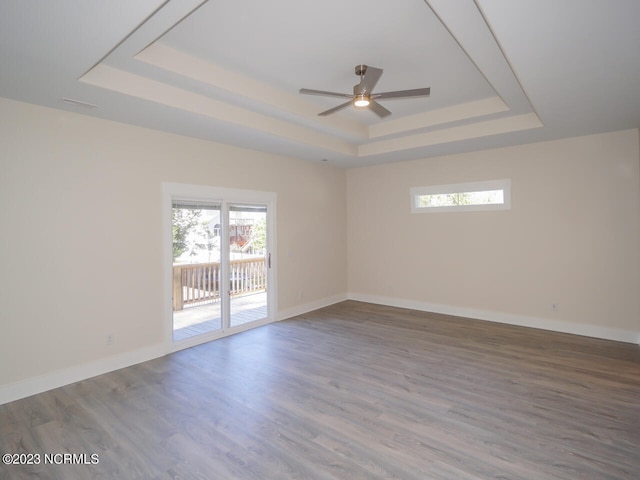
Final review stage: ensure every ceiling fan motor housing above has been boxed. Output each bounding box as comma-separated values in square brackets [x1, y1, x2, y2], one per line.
[354, 84, 370, 97]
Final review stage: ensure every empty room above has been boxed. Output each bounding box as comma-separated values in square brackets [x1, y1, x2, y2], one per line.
[1, 1, 639, 479]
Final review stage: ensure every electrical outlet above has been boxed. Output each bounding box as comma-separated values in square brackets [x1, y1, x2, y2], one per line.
[106, 334, 114, 346]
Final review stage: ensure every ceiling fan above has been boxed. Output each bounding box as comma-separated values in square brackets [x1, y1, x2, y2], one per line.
[299, 64, 430, 118]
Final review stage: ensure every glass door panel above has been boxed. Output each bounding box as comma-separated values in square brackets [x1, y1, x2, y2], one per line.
[228, 204, 268, 328]
[172, 202, 223, 341]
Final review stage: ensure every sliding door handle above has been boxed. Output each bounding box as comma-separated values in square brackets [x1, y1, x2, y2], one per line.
[268, 253, 271, 268]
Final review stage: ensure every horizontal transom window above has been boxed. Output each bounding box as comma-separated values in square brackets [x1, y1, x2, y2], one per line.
[410, 179, 511, 213]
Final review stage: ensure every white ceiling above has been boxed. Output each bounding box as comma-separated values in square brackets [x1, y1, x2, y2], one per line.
[1, 0, 639, 168]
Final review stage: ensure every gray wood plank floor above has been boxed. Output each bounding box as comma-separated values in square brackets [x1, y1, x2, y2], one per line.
[1, 301, 639, 479]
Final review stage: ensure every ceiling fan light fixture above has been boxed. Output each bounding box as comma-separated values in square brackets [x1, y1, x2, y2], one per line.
[354, 93, 370, 107]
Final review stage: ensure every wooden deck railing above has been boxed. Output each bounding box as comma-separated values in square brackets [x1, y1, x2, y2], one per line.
[173, 257, 267, 311]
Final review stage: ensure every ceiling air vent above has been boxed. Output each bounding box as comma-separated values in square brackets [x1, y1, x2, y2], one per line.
[61, 97, 98, 110]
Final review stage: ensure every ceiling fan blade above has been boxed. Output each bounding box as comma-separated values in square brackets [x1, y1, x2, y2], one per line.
[358, 66, 383, 94]
[318, 101, 353, 116]
[299, 88, 353, 99]
[368, 100, 392, 118]
[374, 87, 431, 100]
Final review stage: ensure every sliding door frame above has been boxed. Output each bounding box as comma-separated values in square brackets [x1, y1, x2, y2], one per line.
[162, 182, 277, 353]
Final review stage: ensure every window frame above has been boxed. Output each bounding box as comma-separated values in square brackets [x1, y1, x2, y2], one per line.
[410, 178, 512, 213]
[162, 183, 277, 352]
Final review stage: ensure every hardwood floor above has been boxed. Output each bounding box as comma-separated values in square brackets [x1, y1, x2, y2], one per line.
[1, 301, 639, 479]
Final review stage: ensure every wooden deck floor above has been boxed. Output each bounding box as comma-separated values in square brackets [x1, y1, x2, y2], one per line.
[173, 291, 267, 341]
[1, 300, 639, 479]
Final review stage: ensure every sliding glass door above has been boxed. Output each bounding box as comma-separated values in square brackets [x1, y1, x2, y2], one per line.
[171, 201, 223, 341]
[165, 184, 275, 348]
[228, 204, 268, 328]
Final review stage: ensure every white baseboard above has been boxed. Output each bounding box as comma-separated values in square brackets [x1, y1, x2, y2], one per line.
[276, 293, 348, 322]
[348, 293, 640, 345]
[0, 295, 348, 405]
[3, 292, 635, 406]
[0, 343, 166, 406]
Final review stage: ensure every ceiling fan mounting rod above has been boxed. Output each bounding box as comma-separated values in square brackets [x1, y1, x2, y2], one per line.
[355, 64, 367, 77]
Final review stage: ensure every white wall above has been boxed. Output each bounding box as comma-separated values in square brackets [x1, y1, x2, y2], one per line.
[347, 129, 640, 342]
[0, 98, 347, 397]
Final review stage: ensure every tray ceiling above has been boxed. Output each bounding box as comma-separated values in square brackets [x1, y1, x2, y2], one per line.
[1, 0, 639, 167]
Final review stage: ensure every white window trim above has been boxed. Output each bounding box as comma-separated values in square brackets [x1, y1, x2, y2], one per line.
[410, 179, 511, 213]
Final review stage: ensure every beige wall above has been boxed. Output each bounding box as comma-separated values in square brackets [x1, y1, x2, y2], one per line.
[347, 129, 640, 340]
[1, 96, 638, 400]
[0, 98, 347, 388]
